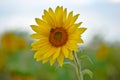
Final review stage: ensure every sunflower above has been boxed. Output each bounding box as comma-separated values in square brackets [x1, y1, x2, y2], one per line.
[30, 6, 86, 67]
[1, 33, 18, 53]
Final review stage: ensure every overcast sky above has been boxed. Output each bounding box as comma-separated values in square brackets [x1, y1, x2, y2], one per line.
[0, 0, 120, 43]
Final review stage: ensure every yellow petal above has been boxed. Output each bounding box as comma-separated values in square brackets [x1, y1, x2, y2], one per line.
[36, 57, 42, 62]
[55, 6, 63, 27]
[31, 39, 48, 46]
[52, 47, 61, 60]
[57, 53, 64, 67]
[34, 51, 40, 59]
[68, 28, 87, 41]
[30, 29, 49, 38]
[50, 57, 56, 66]
[69, 33, 80, 40]
[34, 44, 51, 59]
[68, 51, 74, 60]
[30, 34, 41, 39]
[42, 58, 49, 64]
[68, 22, 82, 34]
[30, 25, 40, 33]
[77, 28, 87, 34]
[66, 41, 78, 51]
[55, 6, 60, 14]
[34, 51, 45, 59]
[48, 8, 55, 17]
[32, 41, 50, 51]
[62, 46, 69, 58]
[66, 14, 80, 27]
[43, 10, 55, 27]
[71, 14, 80, 23]
[35, 18, 51, 32]
[64, 11, 73, 28]
[48, 8, 57, 27]
[42, 47, 56, 60]
[67, 11, 73, 20]
[77, 38, 84, 43]
[30, 33, 47, 39]
[36, 47, 53, 61]
[68, 38, 84, 44]
[35, 18, 43, 25]
[63, 8, 67, 24]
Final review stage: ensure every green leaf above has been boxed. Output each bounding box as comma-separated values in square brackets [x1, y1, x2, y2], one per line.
[63, 62, 75, 68]
[79, 55, 94, 64]
[55, 62, 75, 71]
[82, 69, 93, 79]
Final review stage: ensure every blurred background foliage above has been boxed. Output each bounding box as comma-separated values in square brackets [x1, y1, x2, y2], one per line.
[0, 31, 120, 80]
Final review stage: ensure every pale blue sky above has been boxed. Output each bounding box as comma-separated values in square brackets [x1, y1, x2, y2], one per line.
[0, 0, 120, 43]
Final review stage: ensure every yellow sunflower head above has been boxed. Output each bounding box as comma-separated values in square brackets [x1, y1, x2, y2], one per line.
[30, 6, 87, 67]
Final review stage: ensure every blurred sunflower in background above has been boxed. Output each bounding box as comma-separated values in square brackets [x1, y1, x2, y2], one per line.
[1, 33, 18, 53]
[1, 32, 28, 54]
[96, 44, 109, 61]
[10, 72, 35, 80]
[17, 36, 28, 50]
[0, 49, 7, 71]
[31, 6, 86, 67]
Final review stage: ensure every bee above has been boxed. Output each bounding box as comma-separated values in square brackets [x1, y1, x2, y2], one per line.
[50, 28, 54, 32]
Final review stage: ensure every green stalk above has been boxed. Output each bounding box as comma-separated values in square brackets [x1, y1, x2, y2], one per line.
[73, 51, 83, 80]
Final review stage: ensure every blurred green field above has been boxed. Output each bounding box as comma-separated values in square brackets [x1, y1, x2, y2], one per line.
[0, 31, 120, 80]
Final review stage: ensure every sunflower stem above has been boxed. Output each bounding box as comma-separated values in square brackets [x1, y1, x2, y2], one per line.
[73, 51, 83, 80]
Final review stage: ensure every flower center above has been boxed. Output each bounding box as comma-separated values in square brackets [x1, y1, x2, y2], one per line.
[49, 27, 68, 47]
[54, 32, 62, 41]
